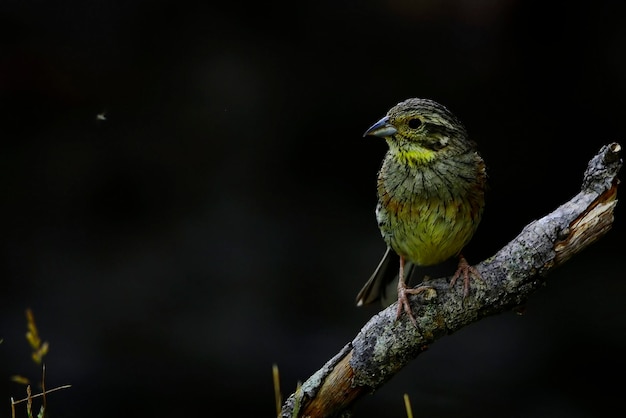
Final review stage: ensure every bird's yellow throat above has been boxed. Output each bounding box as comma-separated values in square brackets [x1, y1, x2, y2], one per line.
[387, 140, 438, 167]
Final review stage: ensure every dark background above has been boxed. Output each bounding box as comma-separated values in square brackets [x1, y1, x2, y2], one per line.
[2, 1, 625, 416]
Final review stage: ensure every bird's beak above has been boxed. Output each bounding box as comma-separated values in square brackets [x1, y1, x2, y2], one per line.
[363, 116, 397, 138]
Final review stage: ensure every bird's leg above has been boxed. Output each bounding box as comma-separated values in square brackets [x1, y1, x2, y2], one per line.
[449, 254, 482, 297]
[395, 256, 414, 324]
[396, 256, 431, 326]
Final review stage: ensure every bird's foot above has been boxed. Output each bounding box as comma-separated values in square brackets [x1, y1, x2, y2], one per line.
[396, 283, 432, 326]
[449, 254, 482, 297]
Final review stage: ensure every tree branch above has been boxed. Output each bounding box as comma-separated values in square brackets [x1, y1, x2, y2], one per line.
[281, 142, 622, 418]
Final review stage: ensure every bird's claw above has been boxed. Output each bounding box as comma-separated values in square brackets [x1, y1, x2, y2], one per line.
[450, 255, 482, 297]
[396, 285, 432, 327]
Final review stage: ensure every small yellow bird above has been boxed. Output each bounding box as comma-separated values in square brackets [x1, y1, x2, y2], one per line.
[356, 98, 487, 324]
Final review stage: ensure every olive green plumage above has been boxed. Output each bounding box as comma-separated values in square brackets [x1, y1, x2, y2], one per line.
[356, 98, 486, 322]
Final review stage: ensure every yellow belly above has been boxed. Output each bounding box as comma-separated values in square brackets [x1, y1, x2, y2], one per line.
[376, 194, 480, 266]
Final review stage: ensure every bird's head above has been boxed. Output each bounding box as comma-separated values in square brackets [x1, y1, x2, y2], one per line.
[364, 98, 471, 166]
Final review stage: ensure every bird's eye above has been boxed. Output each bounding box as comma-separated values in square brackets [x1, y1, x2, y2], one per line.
[408, 118, 422, 129]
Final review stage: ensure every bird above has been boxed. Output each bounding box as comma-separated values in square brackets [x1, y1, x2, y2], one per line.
[355, 98, 487, 325]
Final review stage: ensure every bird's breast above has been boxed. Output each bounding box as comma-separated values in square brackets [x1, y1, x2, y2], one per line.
[375, 157, 484, 266]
